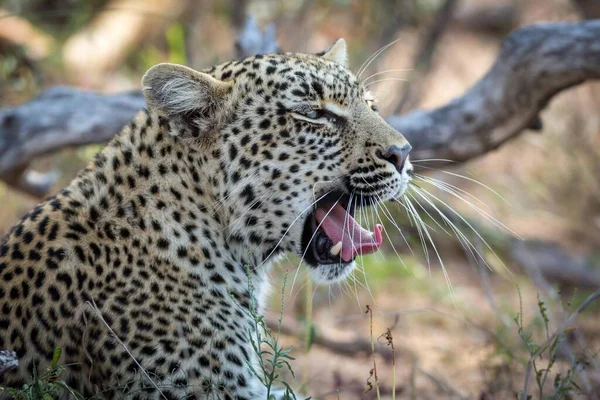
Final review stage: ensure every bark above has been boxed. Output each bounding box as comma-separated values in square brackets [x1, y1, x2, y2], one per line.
[0, 350, 18, 376]
[0, 88, 146, 195]
[387, 20, 600, 162]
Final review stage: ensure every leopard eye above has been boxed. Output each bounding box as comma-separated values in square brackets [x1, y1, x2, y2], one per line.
[301, 109, 337, 123]
[291, 106, 340, 124]
[304, 110, 319, 119]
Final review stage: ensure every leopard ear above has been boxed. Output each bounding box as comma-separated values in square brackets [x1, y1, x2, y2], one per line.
[318, 38, 348, 67]
[142, 63, 234, 135]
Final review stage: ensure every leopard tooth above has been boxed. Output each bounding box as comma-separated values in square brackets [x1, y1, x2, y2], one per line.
[330, 241, 342, 257]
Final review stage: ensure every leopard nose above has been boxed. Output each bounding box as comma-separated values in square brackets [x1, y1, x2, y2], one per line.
[379, 144, 411, 173]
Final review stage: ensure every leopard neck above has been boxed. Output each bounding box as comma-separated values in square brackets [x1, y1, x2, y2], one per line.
[55, 109, 274, 304]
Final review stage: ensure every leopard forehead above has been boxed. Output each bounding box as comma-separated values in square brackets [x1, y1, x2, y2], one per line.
[205, 52, 364, 106]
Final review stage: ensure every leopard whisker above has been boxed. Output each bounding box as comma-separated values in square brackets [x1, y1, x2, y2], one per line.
[347, 193, 379, 309]
[410, 158, 457, 165]
[257, 188, 337, 269]
[376, 196, 415, 256]
[416, 174, 491, 211]
[365, 78, 408, 88]
[408, 187, 488, 270]
[357, 37, 403, 78]
[415, 174, 520, 238]
[405, 191, 453, 236]
[339, 193, 363, 309]
[362, 68, 412, 84]
[368, 196, 387, 262]
[409, 184, 509, 274]
[401, 195, 430, 269]
[403, 196, 455, 301]
[372, 192, 412, 272]
[414, 166, 511, 205]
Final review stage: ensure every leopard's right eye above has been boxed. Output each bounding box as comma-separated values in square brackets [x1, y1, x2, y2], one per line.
[290, 105, 341, 125]
[303, 110, 319, 119]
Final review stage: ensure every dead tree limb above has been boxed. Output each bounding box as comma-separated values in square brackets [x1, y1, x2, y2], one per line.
[0, 16, 277, 197]
[387, 20, 600, 162]
[0, 88, 146, 195]
[0, 350, 18, 376]
[1, 21, 599, 197]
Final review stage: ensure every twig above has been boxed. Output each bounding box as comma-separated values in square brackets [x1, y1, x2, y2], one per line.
[364, 305, 381, 399]
[379, 325, 398, 400]
[336, 306, 516, 361]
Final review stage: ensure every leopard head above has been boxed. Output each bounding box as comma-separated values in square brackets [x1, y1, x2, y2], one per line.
[142, 39, 412, 283]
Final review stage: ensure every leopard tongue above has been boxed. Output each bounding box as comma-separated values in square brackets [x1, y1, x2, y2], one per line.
[315, 204, 383, 262]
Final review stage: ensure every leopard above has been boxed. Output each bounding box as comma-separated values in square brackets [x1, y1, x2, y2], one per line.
[0, 39, 412, 399]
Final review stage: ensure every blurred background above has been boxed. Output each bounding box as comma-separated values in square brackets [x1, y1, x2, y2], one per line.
[1, 0, 600, 399]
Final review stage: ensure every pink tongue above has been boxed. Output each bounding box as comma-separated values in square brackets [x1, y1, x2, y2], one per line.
[315, 204, 383, 262]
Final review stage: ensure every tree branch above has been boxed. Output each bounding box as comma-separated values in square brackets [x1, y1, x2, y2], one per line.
[0, 350, 18, 376]
[1, 21, 599, 197]
[387, 20, 600, 162]
[0, 16, 278, 197]
[0, 88, 145, 195]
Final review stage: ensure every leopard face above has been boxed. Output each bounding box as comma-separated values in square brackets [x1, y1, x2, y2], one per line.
[143, 39, 413, 284]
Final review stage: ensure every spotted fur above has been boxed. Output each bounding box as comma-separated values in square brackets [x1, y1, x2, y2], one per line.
[0, 39, 412, 399]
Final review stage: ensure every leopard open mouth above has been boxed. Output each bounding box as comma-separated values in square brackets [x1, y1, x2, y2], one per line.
[301, 191, 383, 266]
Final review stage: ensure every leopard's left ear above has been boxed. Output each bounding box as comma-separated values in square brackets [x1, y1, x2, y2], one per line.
[318, 38, 348, 67]
[142, 63, 235, 136]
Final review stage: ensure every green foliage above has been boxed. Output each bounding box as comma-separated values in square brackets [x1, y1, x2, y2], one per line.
[303, 323, 316, 354]
[514, 289, 584, 400]
[165, 23, 187, 65]
[1, 348, 84, 400]
[244, 268, 303, 400]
